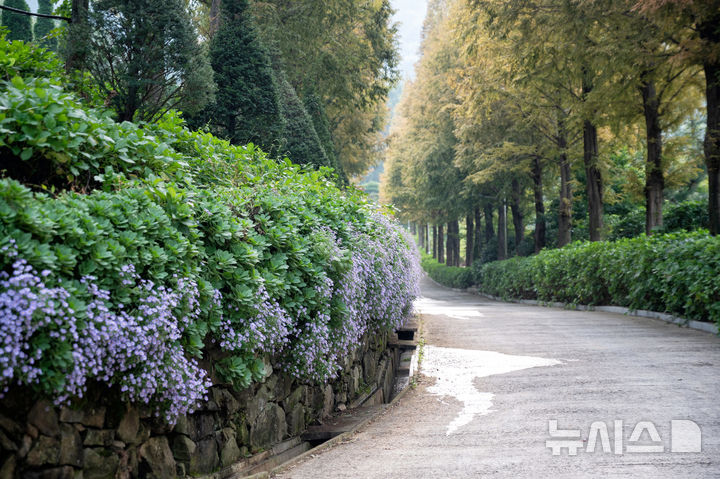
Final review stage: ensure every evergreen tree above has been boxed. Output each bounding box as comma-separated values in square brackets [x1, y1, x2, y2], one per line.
[193, 0, 281, 148]
[33, 0, 57, 51]
[89, 0, 214, 122]
[1, 0, 33, 43]
[302, 86, 346, 181]
[274, 68, 330, 168]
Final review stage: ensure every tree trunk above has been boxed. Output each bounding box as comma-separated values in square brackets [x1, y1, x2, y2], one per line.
[558, 121, 573, 247]
[425, 225, 430, 254]
[452, 220, 461, 266]
[432, 225, 438, 259]
[641, 79, 664, 235]
[446, 222, 453, 267]
[703, 52, 720, 235]
[437, 224, 444, 264]
[210, 0, 222, 38]
[497, 201, 507, 261]
[584, 119, 604, 241]
[582, 76, 604, 241]
[410, 223, 416, 235]
[418, 223, 425, 249]
[531, 157, 546, 253]
[473, 206, 482, 260]
[465, 213, 474, 267]
[65, 0, 89, 72]
[510, 179, 524, 255]
[484, 202, 494, 243]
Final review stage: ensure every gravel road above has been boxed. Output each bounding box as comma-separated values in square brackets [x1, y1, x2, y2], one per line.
[274, 275, 720, 478]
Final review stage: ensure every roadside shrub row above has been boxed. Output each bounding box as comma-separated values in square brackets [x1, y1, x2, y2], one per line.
[474, 231, 720, 325]
[420, 253, 474, 289]
[0, 37, 421, 423]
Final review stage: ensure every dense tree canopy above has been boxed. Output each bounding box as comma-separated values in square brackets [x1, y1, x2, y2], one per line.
[1, 0, 33, 43]
[190, 0, 281, 149]
[384, 0, 710, 268]
[87, 0, 215, 122]
[248, 0, 399, 177]
[33, 0, 58, 51]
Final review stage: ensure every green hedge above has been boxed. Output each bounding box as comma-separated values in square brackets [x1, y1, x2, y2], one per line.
[0, 37, 420, 422]
[420, 253, 474, 289]
[474, 231, 720, 325]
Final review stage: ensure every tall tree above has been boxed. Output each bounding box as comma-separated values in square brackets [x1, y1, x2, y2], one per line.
[497, 201, 507, 261]
[65, 0, 89, 72]
[465, 213, 474, 266]
[303, 86, 346, 180]
[191, 0, 280, 148]
[249, 0, 399, 178]
[437, 224, 445, 263]
[274, 68, 330, 167]
[636, 0, 720, 234]
[34, 0, 58, 51]
[510, 178, 525, 252]
[531, 156, 547, 252]
[2, 0, 33, 43]
[89, 0, 214, 122]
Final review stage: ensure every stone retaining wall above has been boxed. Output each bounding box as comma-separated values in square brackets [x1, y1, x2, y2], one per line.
[0, 331, 397, 478]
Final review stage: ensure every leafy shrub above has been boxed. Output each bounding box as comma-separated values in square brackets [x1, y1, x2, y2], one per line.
[0, 76, 186, 189]
[0, 32, 62, 82]
[474, 231, 720, 326]
[607, 208, 645, 241]
[664, 200, 709, 232]
[421, 253, 474, 289]
[0, 44, 421, 422]
[474, 256, 535, 299]
[0, 168, 420, 420]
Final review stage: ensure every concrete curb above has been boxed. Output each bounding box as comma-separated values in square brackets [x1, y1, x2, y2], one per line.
[424, 272, 718, 335]
[470, 291, 719, 335]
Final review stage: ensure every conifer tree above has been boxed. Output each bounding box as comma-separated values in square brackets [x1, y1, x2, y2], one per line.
[274, 68, 330, 168]
[33, 0, 57, 51]
[1, 0, 32, 43]
[89, 0, 214, 122]
[303, 86, 346, 181]
[197, 0, 281, 148]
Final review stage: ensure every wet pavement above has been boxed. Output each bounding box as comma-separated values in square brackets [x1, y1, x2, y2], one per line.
[274, 275, 720, 478]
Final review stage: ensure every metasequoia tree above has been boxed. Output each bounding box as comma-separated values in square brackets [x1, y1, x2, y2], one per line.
[636, 0, 720, 235]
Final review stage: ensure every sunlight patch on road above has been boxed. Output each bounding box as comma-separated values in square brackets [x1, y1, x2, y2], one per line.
[415, 297, 484, 319]
[423, 346, 560, 435]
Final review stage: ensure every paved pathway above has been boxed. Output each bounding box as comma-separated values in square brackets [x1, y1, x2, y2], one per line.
[275, 276, 720, 478]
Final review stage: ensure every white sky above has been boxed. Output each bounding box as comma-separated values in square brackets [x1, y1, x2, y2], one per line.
[391, 0, 428, 81]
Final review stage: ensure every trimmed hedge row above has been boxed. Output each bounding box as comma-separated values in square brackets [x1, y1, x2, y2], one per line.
[420, 253, 474, 289]
[474, 231, 720, 325]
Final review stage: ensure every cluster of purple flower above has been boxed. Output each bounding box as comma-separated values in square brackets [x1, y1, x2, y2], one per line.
[217, 284, 292, 356]
[0, 212, 420, 421]
[0, 253, 68, 395]
[0, 251, 211, 423]
[281, 215, 421, 382]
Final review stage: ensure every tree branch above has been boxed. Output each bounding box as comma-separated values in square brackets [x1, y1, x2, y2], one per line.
[0, 5, 71, 22]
